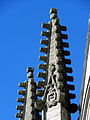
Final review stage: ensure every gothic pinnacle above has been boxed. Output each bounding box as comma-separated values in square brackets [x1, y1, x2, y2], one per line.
[15, 8, 79, 120]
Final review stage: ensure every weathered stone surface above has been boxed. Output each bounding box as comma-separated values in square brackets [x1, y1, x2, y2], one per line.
[40, 47, 48, 54]
[36, 90, 44, 97]
[40, 39, 49, 46]
[18, 89, 26, 95]
[38, 72, 47, 79]
[42, 23, 51, 30]
[47, 103, 61, 120]
[36, 81, 46, 88]
[41, 31, 51, 37]
[46, 103, 70, 120]
[50, 8, 57, 14]
[17, 97, 25, 103]
[39, 55, 47, 62]
[24, 68, 39, 120]
[15, 8, 78, 120]
[50, 13, 57, 20]
[18, 81, 27, 88]
[15, 8, 79, 120]
[16, 105, 24, 110]
[34, 99, 45, 111]
[16, 112, 23, 118]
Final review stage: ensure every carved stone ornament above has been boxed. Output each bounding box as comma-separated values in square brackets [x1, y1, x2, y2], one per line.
[46, 64, 65, 107]
[47, 64, 58, 107]
[47, 84, 57, 107]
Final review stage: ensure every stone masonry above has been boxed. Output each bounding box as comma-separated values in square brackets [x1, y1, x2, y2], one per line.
[16, 8, 78, 120]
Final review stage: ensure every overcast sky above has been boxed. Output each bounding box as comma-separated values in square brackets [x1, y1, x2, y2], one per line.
[0, 0, 90, 120]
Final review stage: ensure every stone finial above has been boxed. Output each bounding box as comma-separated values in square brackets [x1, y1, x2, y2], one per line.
[50, 8, 58, 20]
[26, 67, 34, 78]
[49, 8, 57, 14]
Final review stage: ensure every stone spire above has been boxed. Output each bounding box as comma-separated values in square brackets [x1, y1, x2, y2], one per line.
[35, 8, 78, 120]
[16, 67, 41, 120]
